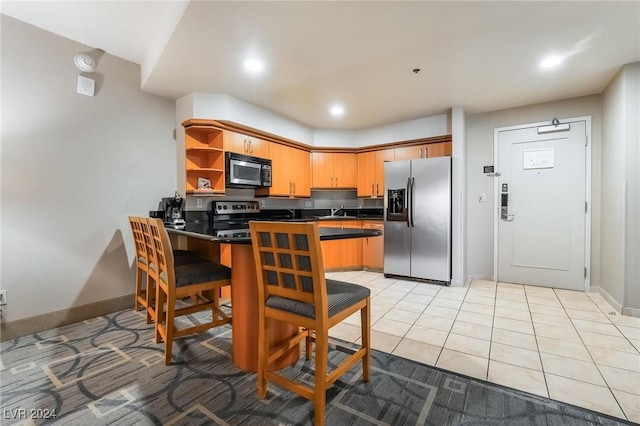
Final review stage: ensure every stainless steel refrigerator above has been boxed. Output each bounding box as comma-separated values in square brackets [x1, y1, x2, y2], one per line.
[383, 156, 451, 284]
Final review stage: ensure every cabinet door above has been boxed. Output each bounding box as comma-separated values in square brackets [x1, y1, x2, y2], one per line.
[339, 221, 363, 269]
[311, 152, 334, 188]
[333, 153, 356, 188]
[247, 136, 270, 159]
[356, 151, 376, 197]
[375, 149, 395, 196]
[223, 131, 248, 155]
[362, 221, 384, 270]
[394, 146, 422, 161]
[425, 142, 452, 158]
[261, 142, 291, 196]
[292, 147, 311, 197]
[318, 221, 340, 269]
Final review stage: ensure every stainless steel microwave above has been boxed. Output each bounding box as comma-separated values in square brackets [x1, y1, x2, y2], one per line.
[225, 152, 272, 188]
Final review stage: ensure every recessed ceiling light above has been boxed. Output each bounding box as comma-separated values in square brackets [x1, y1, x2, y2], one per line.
[330, 104, 345, 117]
[539, 54, 565, 70]
[243, 58, 264, 74]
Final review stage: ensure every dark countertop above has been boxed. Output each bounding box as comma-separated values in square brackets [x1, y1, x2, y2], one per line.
[167, 225, 382, 245]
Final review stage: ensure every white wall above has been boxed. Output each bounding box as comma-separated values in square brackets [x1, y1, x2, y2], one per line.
[183, 92, 451, 148]
[602, 62, 640, 313]
[465, 96, 603, 285]
[1, 16, 177, 323]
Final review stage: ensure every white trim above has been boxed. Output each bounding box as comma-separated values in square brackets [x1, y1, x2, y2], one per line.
[591, 286, 623, 314]
[450, 279, 465, 287]
[493, 116, 592, 291]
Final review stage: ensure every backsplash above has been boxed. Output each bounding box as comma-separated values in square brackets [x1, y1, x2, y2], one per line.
[181, 189, 384, 212]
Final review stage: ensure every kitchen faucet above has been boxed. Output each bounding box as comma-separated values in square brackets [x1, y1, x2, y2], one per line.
[331, 205, 346, 216]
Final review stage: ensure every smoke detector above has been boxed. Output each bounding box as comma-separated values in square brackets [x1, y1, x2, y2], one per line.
[74, 53, 96, 72]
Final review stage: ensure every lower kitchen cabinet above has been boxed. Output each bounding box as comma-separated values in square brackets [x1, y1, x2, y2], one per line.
[318, 220, 362, 271]
[362, 221, 384, 271]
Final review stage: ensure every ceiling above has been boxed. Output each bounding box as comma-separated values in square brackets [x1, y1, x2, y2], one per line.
[3, 1, 639, 130]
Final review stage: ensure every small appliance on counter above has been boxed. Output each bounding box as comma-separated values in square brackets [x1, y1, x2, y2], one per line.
[162, 192, 186, 230]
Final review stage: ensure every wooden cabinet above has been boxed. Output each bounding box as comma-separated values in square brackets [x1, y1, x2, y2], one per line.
[311, 152, 356, 188]
[184, 126, 225, 194]
[394, 142, 452, 160]
[318, 221, 341, 269]
[318, 220, 363, 271]
[362, 221, 384, 271]
[256, 143, 310, 197]
[340, 221, 363, 269]
[356, 149, 394, 197]
[223, 131, 269, 159]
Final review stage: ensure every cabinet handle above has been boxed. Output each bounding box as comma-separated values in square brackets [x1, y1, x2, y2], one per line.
[293, 182, 296, 193]
[376, 182, 379, 194]
[420, 147, 424, 158]
[424, 146, 428, 158]
[244, 139, 248, 153]
[371, 183, 374, 194]
[249, 140, 253, 154]
[289, 182, 292, 194]
[334, 175, 337, 187]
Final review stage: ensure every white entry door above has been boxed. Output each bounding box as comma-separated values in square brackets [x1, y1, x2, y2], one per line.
[497, 119, 588, 290]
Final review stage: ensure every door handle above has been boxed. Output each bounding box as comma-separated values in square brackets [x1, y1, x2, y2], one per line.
[410, 177, 415, 227]
[501, 193, 512, 221]
[406, 177, 411, 227]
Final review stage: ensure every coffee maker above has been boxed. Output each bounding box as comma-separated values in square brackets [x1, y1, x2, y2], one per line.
[162, 192, 186, 229]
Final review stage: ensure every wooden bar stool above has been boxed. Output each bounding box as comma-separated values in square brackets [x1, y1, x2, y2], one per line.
[146, 218, 232, 365]
[248, 221, 371, 426]
[129, 216, 153, 323]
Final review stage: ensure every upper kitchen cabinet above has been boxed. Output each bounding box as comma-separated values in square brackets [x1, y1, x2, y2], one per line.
[356, 149, 394, 197]
[394, 141, 452, 160]
[311, 152, 356, 188]
[184, 125, 225, 194]
[256, 142, 310, 198]
[223, 131, 269, 159]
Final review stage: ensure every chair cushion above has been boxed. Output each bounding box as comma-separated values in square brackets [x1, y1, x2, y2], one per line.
[173, 249, 209, 266]
[160, 261, 231, 288]
[266, 279, 370, 319]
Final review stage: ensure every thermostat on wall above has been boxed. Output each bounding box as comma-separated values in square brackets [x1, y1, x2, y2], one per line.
[77, 75, 95, 97]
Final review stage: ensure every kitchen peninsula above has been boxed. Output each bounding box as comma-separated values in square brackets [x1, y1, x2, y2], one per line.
[166, 223, 382, 372]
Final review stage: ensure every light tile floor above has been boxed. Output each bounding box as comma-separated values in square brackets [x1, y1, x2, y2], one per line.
[326, 270, 640, 423]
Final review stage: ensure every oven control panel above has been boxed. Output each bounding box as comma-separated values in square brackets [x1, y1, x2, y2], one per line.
[213, 201, 260, 214]
[215, 229, 250, 239]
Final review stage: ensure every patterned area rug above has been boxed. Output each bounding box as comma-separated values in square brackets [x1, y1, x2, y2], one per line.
[0, 309, 633, 425]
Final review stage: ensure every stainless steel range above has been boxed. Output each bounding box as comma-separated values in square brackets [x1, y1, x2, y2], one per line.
[211, 200, 262, 239]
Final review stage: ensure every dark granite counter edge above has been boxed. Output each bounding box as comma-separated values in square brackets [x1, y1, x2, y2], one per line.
[167, 227, 382, 245]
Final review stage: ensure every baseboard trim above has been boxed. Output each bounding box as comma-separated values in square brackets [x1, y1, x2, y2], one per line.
[590, 286, 622, 314]
[1, 294, 134, 342]
[622, 307, 640, 318]
[450, 279, 465, 287]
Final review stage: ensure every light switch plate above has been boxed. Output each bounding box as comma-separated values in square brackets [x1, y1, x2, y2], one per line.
[479, 193, 487, 202]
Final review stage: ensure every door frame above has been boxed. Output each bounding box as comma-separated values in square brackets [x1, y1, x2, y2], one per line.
[492, 116, 592, 290]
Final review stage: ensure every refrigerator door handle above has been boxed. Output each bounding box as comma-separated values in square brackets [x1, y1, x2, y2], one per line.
[410, 177, 415, 227]
[406, 177, 411, 227]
